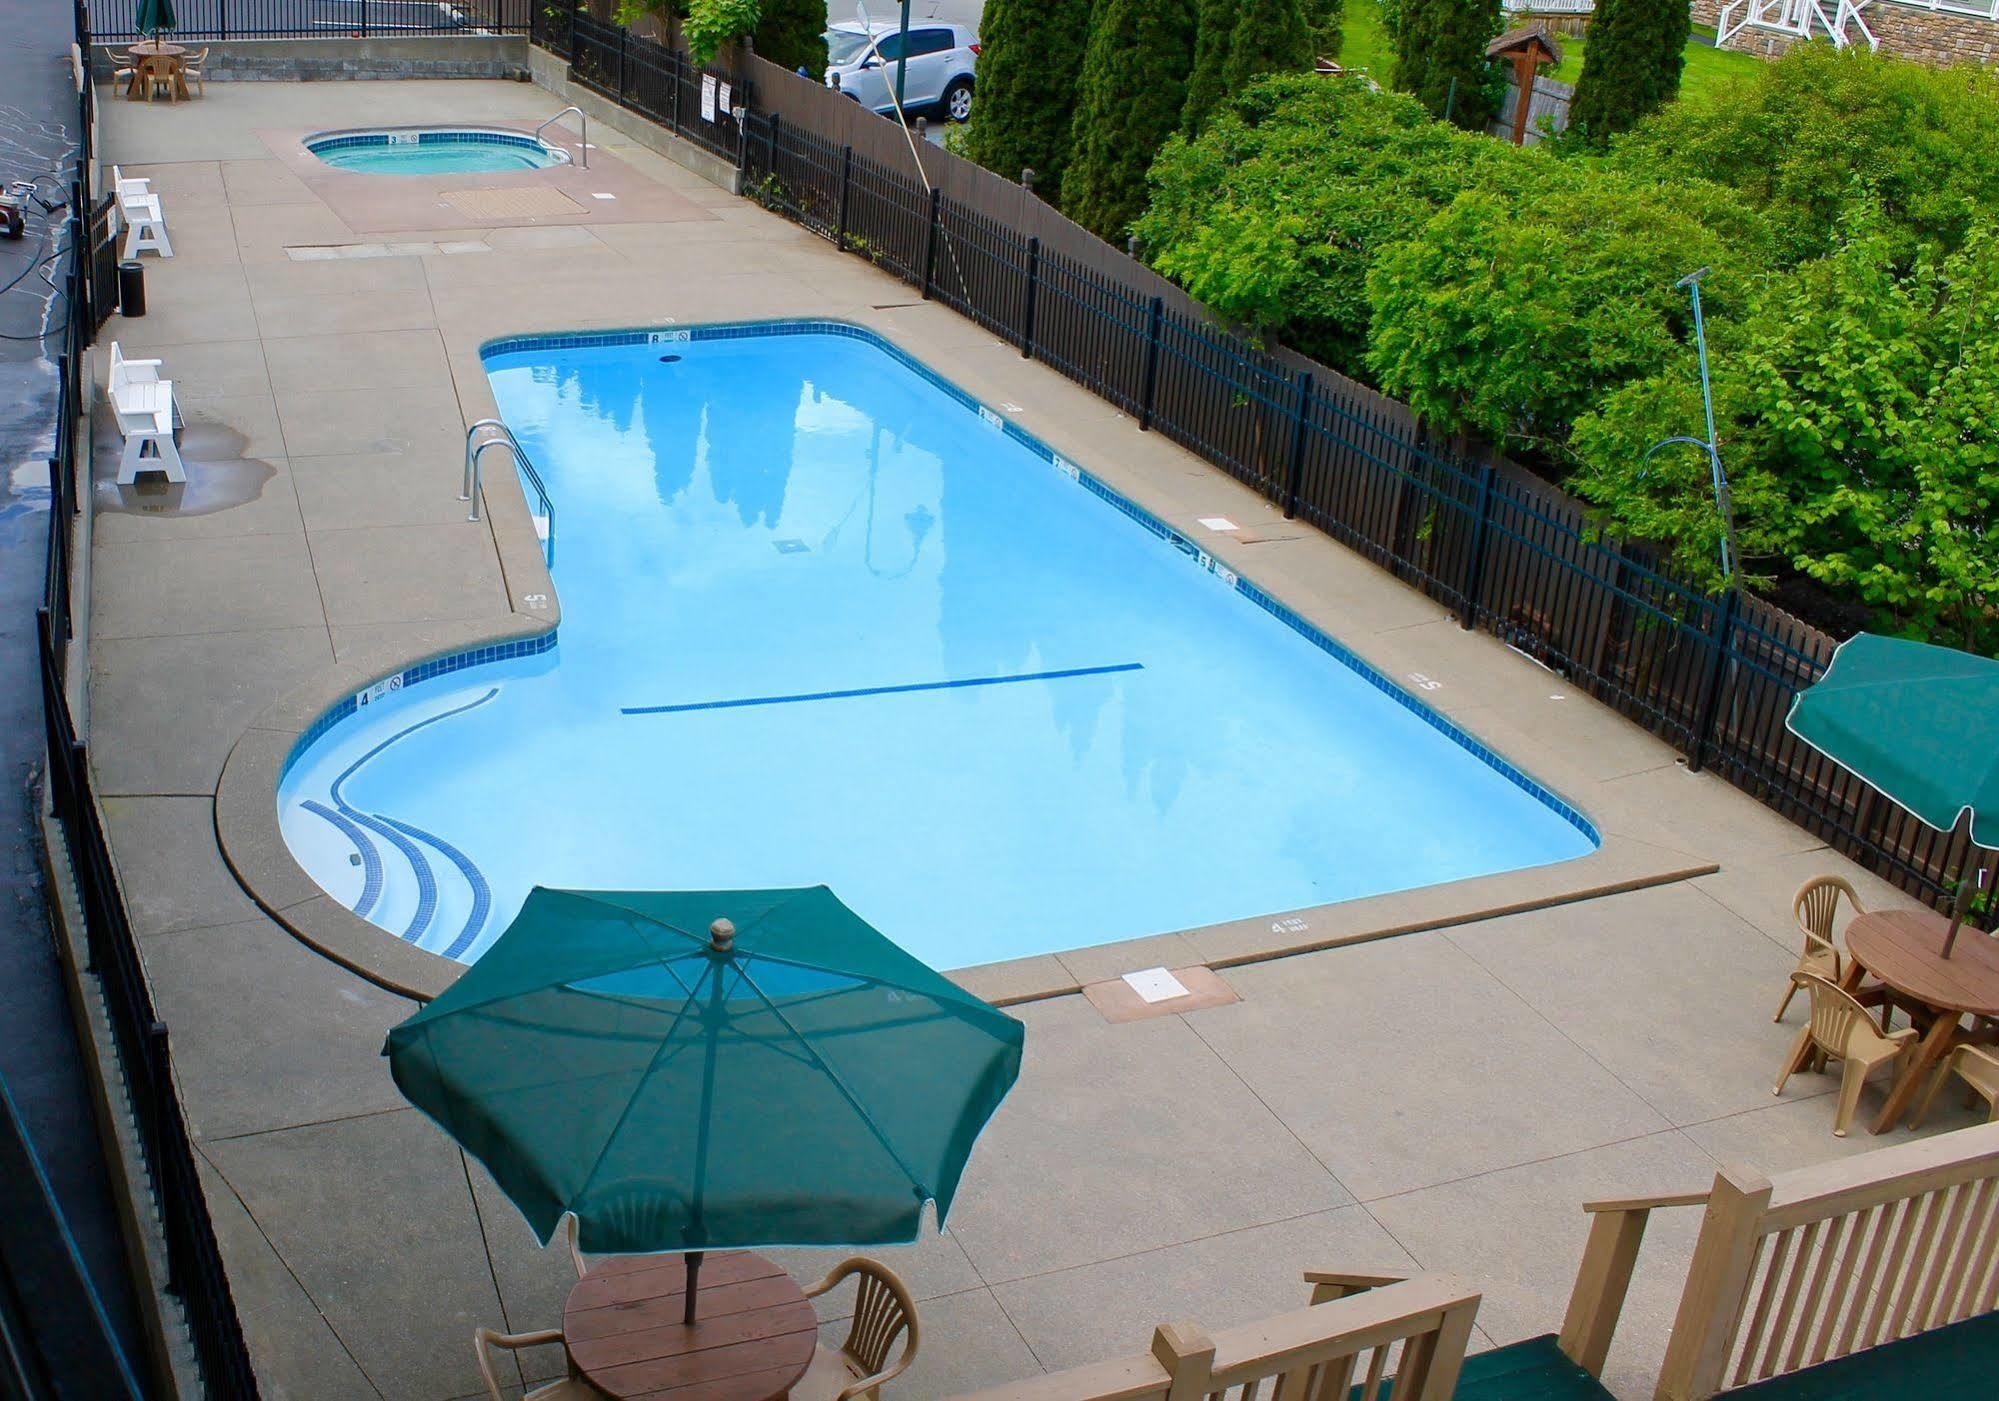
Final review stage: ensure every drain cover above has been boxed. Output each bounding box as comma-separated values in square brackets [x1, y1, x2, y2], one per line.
[773, 539, 809, 554]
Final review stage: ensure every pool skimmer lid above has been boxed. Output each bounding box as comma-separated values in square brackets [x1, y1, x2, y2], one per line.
[1123, 967, 1190, 1003]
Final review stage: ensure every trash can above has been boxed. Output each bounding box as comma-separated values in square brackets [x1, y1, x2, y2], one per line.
[118, 260, 146, 318]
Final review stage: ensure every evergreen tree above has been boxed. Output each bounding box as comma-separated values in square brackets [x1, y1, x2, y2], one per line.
[1302, 0, 1344, 61]
[961, 0, 1095, 196]
[1063, 0, 1198, 240]
[750, 0, 826, 73]
[1393, 0, 1500, 130]
[1222, 0, 1313, 96]
[1567, 0, 1692, 143]
[1181, 0, 1236, 135]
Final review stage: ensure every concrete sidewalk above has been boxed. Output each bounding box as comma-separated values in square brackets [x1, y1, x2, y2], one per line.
[88, 78, 1982, 1401]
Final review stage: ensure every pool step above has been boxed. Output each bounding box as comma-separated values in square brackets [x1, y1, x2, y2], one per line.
[299, 799, 491, 956]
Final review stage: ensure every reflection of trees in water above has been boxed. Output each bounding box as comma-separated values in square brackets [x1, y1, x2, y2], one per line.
[697, 367, 803, 529]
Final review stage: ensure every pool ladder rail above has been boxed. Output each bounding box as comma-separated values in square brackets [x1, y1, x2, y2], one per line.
[535, 107, 588, 168]
[464, 419, 556, 566]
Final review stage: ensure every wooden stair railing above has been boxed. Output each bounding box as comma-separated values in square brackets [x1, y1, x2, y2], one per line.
[1553, 1121, 1999, 1401]
[947, 1272, 1482, 1401]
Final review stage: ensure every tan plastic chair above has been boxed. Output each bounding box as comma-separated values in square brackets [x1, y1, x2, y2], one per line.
[183, 48, 208, 97]
[1774, 973, 1918, 1136]
[1774, 876, 1866, 1023]
[472, 1326, 604, 1399]
[1912, 1044, 1999, 1127]
[793, 1258, 919, 1400]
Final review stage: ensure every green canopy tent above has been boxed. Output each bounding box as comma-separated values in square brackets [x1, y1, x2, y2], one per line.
[384, 885, 1023, 1319]
[1785, 633, 1999, 956]
[134, 0, 176, 39]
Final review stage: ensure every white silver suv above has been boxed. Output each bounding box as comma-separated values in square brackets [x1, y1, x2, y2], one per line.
[824, 20, 980, 123]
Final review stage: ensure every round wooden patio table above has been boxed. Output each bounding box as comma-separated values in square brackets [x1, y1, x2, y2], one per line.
[563, 1251, 817, 1400]
[1844, 908, 1999, 1134]
[126, 41, 189, 102]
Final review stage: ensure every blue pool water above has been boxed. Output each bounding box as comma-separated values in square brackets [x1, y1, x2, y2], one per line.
[278, 323, 1597, 969]
[304, 128, 567, 175]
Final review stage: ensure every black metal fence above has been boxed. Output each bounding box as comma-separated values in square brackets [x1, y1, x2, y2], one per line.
[89, 0, 528, 41]
[27, 7, 262, 1397]
[714, 73, 1980, 909]
[560, 10, 745, 163]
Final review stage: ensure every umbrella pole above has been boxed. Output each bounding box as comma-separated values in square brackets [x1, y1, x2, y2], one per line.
[683, 1251, 704, 1325]
[1942, 820, 1983, 960]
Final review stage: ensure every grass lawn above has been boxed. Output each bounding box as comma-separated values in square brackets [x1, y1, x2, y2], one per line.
[1336, 2, 1765, 104]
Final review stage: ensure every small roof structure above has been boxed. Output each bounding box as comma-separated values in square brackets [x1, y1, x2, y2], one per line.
[1487, 23, 1564, 65]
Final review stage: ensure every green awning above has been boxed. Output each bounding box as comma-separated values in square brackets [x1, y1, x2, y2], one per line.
[384, 886, 1023, 1257]
[1785, 633, 1999, 850]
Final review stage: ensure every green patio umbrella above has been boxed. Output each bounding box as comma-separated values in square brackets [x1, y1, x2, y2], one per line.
[384, 885, 1023, 1319]
[134, 0, 176, 39]
[1786, 632, 1999, 955]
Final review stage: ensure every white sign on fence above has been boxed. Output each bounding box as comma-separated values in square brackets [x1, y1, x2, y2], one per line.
[718, 81, 733, 120]
[701, 73, 717, 122]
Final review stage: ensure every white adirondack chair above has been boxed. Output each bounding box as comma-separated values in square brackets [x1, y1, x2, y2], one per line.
[109, 342, 185, 484]
[113, 173, 172, 259]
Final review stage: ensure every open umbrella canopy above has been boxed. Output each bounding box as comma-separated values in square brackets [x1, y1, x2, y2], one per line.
[384, 886, 1023, 1256]
[134, 0, 176, 36]
[1786, 633, 1999, 849]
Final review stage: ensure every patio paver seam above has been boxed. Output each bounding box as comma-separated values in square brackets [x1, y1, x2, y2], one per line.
[1354, 1125, 1721, 1211]
[1435, 927, 1701, 1133]
[1175, 1011, 1359, 1200]
[458, 1147, 529, 1391]
[195, 1139, 393, 1400]
[197, 1099, 413, 1146]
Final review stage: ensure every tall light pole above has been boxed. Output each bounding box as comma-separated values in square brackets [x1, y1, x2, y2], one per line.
[894, 0, 912, 109]
[1643, 267, 1739, 582]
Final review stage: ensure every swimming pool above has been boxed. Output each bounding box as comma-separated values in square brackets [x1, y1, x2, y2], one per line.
[304, 128, 569, 175]
[277, 322, 1597, 969]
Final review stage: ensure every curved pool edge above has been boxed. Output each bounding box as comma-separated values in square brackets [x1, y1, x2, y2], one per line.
[215, 397, 562, 1001]
[217, 613, 559, 1002]
[213, 317, 1692, 1005]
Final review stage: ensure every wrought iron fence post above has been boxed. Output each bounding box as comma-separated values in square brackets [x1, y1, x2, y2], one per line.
[147, 1021, 182, 1293]
[669, 45, 682, 132]
[1020, 237, 1040, 360]
[920, 187, 942, 299]
[1458, 459, 1497, 630]
[1282, 370, 1313, 518]
[617, 25, 629, 104]
[1689, 587, 1740, 774]
[835, 145, 853, 251]
[1138, 296, 1164, 431]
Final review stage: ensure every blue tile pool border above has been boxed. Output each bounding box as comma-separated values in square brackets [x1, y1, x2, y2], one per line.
[469, 318, 1599, 849]
[284, 632, 558, 772]
[304, 127, 569, 165]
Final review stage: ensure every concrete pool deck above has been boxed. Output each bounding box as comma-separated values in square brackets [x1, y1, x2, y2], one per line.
[87, 78, 1985, 1400]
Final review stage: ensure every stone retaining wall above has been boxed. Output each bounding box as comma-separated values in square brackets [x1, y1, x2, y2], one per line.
[1710, 3, 1999, 65]
[90, 34, 530, 82]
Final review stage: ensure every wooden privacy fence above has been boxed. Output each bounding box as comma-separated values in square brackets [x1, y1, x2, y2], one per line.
[1559, 1122, 1999, 1399]
[528, 7, 1988, 912]
[947, 1273, 1482, 1401]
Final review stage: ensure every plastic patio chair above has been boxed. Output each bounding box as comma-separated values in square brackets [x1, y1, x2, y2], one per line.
[1774, 876, 1868, 1023]
[183, 48, 208, 97]
[794, 1258, 919, 1401]
[472, 1326, 605, 1399]
[1774, 972, 1918, 1136]
[1912, 1044, 1999, 1127]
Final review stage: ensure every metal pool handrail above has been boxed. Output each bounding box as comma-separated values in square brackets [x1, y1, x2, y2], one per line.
[534, 106, 588, 168]
[464, 419, 557, 565]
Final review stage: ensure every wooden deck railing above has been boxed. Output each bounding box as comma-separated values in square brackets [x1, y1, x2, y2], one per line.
[947, 1273, 1481, 1401]
[1557, 1121, 1999, 1400]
